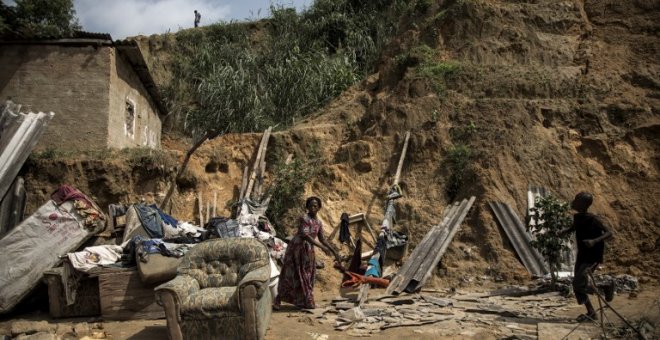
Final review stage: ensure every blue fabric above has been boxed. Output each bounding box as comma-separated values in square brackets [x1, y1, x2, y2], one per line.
[365, 256, 381, 278]
[149, 204, 178, 227]
[135, 204, 164, 238]
[141, 238, 164, 254]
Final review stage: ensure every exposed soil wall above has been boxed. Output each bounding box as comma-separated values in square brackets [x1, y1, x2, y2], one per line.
[20, 0, 659, 288]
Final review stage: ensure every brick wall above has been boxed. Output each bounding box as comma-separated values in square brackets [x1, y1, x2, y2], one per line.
[0, 44, 111, 151]
[0, 43, 162, 151]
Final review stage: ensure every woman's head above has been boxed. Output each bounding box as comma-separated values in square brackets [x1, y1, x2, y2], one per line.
[305, 196, 322, 215]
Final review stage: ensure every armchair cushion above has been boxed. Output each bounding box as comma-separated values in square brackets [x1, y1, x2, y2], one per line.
[182, 287, 239, 319]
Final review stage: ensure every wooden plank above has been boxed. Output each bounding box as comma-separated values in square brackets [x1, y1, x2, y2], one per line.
[245, 127, 271, 200]
[43, 269, 100, 318]
[362, 218, 378, 245]
[348, 213, 365, 224]
[409, 196, 476, 291]
[358, 284, 369, 307]
[386, 203, 456, 295]
[98, 269, 164, 320]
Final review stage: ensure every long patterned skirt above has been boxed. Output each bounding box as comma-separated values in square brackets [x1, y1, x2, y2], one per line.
[275, 236, 316, 309]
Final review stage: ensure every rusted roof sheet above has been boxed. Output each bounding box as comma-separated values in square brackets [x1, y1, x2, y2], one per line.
[489, 201, 547, 277]
[387, 196, 476, 295]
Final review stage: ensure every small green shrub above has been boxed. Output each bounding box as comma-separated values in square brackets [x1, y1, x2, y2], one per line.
[445, 144, 472, 199]
[449, 121, 478, 142]
[527, 194, 573, 284]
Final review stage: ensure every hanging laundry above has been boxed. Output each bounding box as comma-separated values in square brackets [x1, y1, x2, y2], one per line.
[338, 212, 351, 244]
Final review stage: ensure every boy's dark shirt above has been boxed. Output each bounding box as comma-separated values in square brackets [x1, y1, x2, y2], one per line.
[572, 212, 606, 264]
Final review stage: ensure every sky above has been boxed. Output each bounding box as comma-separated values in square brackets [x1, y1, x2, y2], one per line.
[3, 0, 313, 39]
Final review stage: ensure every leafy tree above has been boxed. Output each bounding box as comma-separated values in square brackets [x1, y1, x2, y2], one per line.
[527, 194, 573, 286]
[0, 0, 80, 38]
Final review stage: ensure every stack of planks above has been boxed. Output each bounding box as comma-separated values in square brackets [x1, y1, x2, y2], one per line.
[386, 196, 476, 295]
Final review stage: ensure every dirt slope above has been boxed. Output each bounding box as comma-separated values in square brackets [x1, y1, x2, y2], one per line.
[22, 0, 659, 288]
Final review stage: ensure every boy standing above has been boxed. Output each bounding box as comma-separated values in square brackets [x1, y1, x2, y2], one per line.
[564, 192, 614, 322]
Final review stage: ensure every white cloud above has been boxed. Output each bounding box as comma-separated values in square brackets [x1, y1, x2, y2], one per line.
[74, 0, 232, 39]
[1, 0, 313, 39]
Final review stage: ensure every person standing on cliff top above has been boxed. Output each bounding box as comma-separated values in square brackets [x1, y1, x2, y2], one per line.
[562, 192, 614, 322]
[194, 10, 201, 28]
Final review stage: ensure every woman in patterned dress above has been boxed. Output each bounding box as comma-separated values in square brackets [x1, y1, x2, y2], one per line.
[274, 196, 340, 309]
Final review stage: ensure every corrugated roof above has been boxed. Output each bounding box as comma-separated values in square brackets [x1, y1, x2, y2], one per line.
[489, 201, 548, 277]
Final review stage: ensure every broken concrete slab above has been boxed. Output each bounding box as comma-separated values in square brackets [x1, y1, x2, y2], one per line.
[11, 321, 56, 337]
[537, 322, 598, 340]
[14, 332, 58, 340]
[420, 294, 454, 307]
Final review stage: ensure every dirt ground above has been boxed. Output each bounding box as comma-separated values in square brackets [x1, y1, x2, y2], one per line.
[2, 282, 658, 339]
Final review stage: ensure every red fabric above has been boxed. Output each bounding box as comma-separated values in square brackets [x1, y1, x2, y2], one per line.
[275, 214, 322, 309]
[50, 185, 94, 208]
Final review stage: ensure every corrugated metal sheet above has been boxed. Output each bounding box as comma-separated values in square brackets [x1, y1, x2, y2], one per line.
[489, 201, 547, 277]
[387, 196, 476, 295]
[527, 184, 549, 224]
[0, 177, 26, 237]
[0, 105, 54, 202]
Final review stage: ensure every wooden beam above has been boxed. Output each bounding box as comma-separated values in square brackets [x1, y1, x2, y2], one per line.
[245, 127, 271, 200]
[239, 166, 249, 202]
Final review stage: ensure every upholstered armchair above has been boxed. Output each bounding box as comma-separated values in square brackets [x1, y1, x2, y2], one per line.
[155, 238, 272, 340]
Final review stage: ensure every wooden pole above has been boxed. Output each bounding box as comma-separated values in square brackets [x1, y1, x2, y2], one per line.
[239, 166, 249, 201]
[255, 127, 272, 200]
[393, 131, 411, 186]
[197, 192, 204, 226]
[212, 191, 217, 217]
[206, 201, 211, 222]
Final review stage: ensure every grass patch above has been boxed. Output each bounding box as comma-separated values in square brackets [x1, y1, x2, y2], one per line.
[122, 147, 178, 171]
